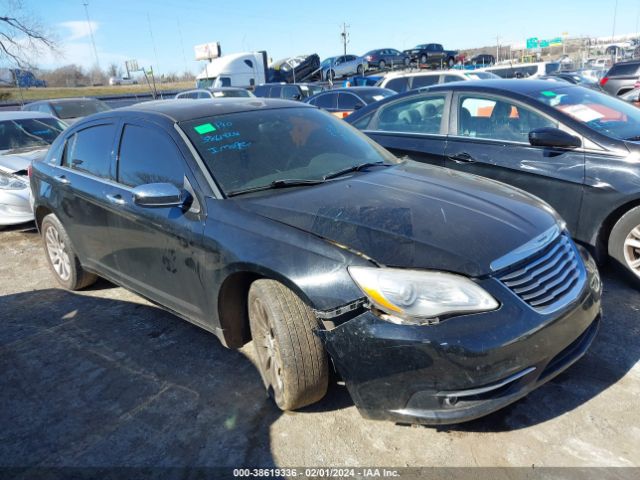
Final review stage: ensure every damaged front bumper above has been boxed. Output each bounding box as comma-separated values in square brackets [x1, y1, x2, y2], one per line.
[317, 254, 602, 425]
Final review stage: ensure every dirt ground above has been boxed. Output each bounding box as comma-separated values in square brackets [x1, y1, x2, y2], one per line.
[0, 224, 639, 474]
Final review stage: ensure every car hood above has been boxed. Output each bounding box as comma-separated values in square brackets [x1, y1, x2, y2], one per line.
[0, 147, 48, 173]
[235, 162, 558, 277]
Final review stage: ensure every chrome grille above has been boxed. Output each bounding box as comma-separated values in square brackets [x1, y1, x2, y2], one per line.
[496, 233, 585, 312]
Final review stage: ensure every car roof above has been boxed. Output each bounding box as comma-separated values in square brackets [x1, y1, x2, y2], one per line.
[384, 70, 456, 79]
[427, 79, 576, 94]
[0, 110, 56, 121]
[99, 98, 313, 122]
[318, 87, 391, 94]
[36, 97, 101, 105]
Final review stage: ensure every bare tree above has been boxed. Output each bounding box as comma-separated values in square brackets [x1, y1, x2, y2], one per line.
[107, 62, 121, 78]
[0, 0, 56, 68]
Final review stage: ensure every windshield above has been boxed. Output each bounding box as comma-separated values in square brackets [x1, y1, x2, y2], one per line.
[180, 107, 397, 195]
[196, 78, 215, 89]
[0, 117, 66, 151]
[528, 85, 640, 140]
[463, 72, 500, 80]
[52, 99, 110, 119]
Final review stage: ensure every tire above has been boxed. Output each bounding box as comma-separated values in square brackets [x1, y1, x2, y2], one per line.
[609, 206, 640, 283]
[41, 214, 97, 290]
[448, 57, 455, 68]
[356, 64, 364, 75]
[326, 69, 335, 81]
[248, 279, 329, 410]
[420, 54, 428, 64]
[404, 57, 410, 66]
[379, 60, 386, 70]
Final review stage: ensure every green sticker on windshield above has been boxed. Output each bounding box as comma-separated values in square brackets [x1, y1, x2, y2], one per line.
[194, 123, 216, 134]
[541, 90, 557, 97]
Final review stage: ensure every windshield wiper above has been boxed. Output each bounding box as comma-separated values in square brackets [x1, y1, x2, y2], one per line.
[227, 178, 326, 197]
[323, 161, 392, 180]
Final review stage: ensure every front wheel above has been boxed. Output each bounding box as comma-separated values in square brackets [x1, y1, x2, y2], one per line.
[448, 57, 455, 68]
[326, 69, 335, 81]
[608, 206, 640, 285]
[248, 279, 329, 410]
[420, 54, 428, 64]
[41, 214, 97, 290]
[403, 57, 410, 66]
[356, 64, 364, 75]
[378, 60, 386, 70]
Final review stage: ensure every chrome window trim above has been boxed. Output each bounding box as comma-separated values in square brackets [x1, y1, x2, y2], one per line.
[173, 123, 223, 199]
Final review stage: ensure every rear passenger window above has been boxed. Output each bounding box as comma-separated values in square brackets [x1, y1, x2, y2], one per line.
[314, 94, 337, 109]
[269, 86, 282, 98]
[65, 123, 117, 179]
[374, 95, 446, 134]
[338, 93, 360, 110]
[254, 86, 268, 97]
[385, 78, 409, 93]
[411, 75, 439, 89]
[117, 125, 184, 188]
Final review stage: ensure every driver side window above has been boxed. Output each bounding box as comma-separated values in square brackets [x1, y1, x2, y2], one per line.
[458, 95, 557, 143]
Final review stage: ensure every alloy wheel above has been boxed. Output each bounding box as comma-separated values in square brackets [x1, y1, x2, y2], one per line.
[250, 296, 284, 399]
[623, 225, 640, 277]
[45, 225, 71, 281]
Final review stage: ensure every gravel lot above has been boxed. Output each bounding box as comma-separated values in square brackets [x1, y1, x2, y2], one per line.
[0, 223, 639, 472]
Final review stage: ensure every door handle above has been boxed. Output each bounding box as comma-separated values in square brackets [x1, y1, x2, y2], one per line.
[54, 175, 70, 185]
[106, 193, 126, 205]
[447, 152, 476, 164]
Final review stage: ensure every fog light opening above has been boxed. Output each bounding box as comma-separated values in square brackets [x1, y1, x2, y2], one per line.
[443, 395, 458, 407]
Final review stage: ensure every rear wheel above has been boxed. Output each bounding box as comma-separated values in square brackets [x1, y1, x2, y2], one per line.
[326, 69, 335, 81]
[608, 206, 640, 284]
[420, 54, 428, 64]
[41, 214, 97, 290]
[448, 57, 455, 68]
[404, 57, 410, 67]
[356, 64, 364, 75]
[378, 60, 386, 70]
[248, 279, 328, 410]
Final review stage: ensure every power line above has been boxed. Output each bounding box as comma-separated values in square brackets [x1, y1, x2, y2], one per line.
[82, 1, 100, 68]
[340, 22, 350, 56]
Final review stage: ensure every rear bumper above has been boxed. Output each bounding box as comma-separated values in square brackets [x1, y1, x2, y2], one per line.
[319, 250, 602, 425]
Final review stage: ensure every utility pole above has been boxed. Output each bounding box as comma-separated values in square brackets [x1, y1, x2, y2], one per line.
[496, 35, 500, 63]
[340, 22, 350, 56]
[83, 2, 100, 70]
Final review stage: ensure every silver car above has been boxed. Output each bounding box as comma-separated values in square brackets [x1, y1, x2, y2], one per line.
[321, 55, 369, 81]
[0, 111, 66, 226]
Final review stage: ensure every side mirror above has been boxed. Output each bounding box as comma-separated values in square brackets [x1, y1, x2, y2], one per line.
[132, 182, 184, 208]
[529, 127, 581, 149]
[353, 103, 364, 110]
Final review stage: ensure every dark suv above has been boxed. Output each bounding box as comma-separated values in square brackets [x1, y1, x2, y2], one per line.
[253, 83, 324, 101]
[601, 60, 640, 96]
[30, 99, 601, 425]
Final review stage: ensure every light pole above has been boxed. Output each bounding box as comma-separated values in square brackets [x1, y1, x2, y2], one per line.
[82, 2, 100, 71]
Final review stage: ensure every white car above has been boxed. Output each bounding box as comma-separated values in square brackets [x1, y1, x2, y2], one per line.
[378, 70, 500, 93]
[321, 55, 369, 81]
[0, 111, 67, 226]
[108, 76, 138, 86]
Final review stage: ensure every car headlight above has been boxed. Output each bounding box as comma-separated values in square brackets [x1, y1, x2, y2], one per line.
[0, 170, 28, 190]
[348, 266, 499, 325]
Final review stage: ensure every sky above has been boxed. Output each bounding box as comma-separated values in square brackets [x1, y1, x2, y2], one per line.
[14, 0, 640, 75]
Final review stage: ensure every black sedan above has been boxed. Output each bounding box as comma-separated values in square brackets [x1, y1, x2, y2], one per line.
[347, 79, 640, 285]
[363, 48, 410, 69]
[30, 98, 601, 425]
[304, 87, 395, 118]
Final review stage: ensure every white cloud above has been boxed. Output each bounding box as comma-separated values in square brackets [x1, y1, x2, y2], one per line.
[59, 20, 99, 42]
